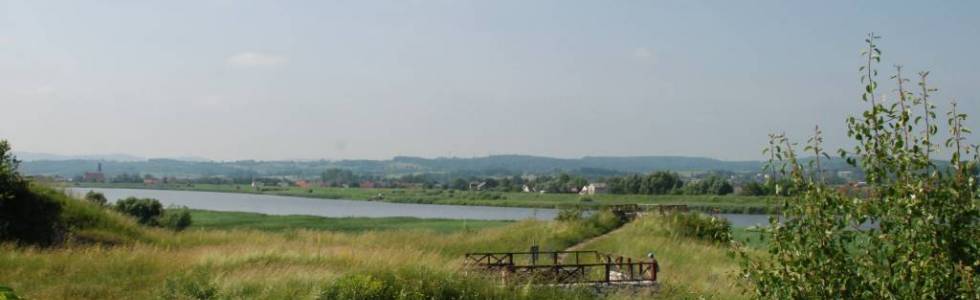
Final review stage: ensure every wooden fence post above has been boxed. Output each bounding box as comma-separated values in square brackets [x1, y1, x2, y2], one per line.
[604, 263, 610, 283]
[628, 258, 633, 280]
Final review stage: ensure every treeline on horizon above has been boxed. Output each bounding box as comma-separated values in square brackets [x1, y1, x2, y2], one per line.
[81, 166, 856, 197]
[20, 154, 866, 180]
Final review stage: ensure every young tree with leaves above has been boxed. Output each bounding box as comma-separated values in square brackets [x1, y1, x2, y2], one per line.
[737, 35, 978, 299]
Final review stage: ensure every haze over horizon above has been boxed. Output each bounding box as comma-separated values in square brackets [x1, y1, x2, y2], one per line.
[2, 1, 978, 161]
[12, 150, 775, 163]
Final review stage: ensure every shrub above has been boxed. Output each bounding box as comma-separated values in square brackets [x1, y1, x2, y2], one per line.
[113, 198, 192, 231]
[0, 140, 146, 246]
[160, 206, 193, 231]
[738, 35, 979, 299]
[669, 212, 732, 244]
[555, 208, 623, 237]
[737, 182, 769, 196]
[319, 266, 594, 300]
[84, 190, 108, 206]
[113, 197, 163, 226]
[0, 140, 63, 246]
[0, 285, 22, 300]
[554, 207, 583, 222]
[587, 209, 623, 233]
[319, 274, 387, 300]
[160, 268, 219, 300]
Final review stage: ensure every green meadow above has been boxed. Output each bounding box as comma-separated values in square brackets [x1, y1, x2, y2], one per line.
[0, 185, 750, 299]
[188, 209, 511, 233]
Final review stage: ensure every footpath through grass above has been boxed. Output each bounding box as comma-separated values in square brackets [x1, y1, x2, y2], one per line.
[571, 214, 751, 299]
[74, 182, 776, 213]
[189, 209, 511, 233]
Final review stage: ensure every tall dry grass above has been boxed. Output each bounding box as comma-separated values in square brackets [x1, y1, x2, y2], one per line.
[575, 214, 751, 299]
[0, 218, 609, 299]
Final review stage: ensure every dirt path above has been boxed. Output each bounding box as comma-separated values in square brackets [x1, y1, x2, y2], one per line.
[564, 224, 629, 252]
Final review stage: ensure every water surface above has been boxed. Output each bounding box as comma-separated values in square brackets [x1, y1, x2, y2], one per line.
[69, 188, 557, 221]
[69, 187, 773, 226]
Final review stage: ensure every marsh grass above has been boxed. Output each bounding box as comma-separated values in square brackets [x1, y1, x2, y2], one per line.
[0, 214, 612, 299]
[1, 186, 748, 299]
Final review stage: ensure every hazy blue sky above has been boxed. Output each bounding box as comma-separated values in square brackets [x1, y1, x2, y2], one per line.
[1, 1, 977, 161]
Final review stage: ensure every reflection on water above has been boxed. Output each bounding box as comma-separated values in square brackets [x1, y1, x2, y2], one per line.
[716, 213, 775, 228]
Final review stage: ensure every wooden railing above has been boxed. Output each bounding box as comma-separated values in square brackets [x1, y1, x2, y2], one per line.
[464, 250, 659, 285]
[637, 204, 690, 214]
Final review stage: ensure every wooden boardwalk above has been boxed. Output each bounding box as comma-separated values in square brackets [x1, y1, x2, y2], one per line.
[464, 250, 659, 286]
[463, 205, 683, 286]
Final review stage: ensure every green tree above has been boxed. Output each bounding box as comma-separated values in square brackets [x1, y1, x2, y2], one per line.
[84, 190, 108, 206]
[483, 177, 499, 189]
[606, 171, 684, 195]
[738, 35, 979, 299]
[0, 285, 22, 300]
[321, 168, 357, 185]
[0, 140, 63, 246]
[450, 178, 468, 190]
[569, 176, 589, 192]
[114, 197, 164, 226]
[709, 177, 733, 195]
[738, 181, 769, 196]
[160, 206, 193, 231]
[510, 175, 525, 186]
[681, 176, 732, 195]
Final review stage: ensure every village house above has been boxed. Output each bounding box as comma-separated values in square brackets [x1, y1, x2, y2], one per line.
[294, 180, 311, 188]
[359, 181, 376, 189]
[469, 181, 487, 191]
[83, 172, 105, 182]
[250, 180, 265, 190]
[578, 183, 608, 195]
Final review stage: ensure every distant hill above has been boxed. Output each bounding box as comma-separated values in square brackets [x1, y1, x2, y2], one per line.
[391, 155, 765, 173]
[18, 154, 858, 179]
[16, 154, 874, 179]
[14, 152, 146, 162]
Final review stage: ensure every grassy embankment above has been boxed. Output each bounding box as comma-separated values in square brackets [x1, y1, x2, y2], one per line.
[572, 215, 756, 299]
[74, 182, 776, 213]
[0, 187, 632, 299]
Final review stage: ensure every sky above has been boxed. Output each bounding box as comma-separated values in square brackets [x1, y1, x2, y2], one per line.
[1, 1, 978, 161]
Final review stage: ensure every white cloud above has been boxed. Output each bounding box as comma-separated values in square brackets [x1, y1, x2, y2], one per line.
[632, 47, 656, 62]
[226, 52, 288, 67]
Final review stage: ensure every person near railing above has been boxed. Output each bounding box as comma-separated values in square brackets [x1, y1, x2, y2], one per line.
[647, 252, 660, 282]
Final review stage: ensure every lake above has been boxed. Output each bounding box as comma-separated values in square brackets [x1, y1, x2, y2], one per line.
[70, 188, 558, 221]
[68, 187, 769, 226]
